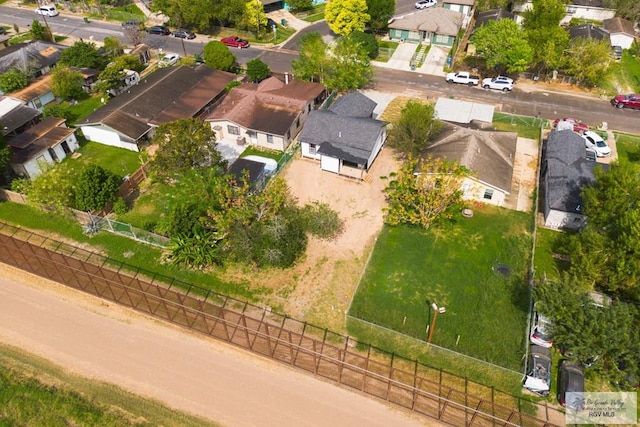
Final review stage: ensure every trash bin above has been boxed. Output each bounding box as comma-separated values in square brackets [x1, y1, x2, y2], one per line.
[411, 64, 416, 71]
[280, 18, 287, 27]
[83, 17, 89, 23]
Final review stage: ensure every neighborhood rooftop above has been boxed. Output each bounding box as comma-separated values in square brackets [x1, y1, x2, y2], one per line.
[388, 8, 464, 36]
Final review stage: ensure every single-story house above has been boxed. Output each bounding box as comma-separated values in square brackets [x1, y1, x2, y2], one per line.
[423, 122, 518, 206]
[443, 0, 474, 26]
[567, 23, 610, 43]
[7, 116, 79, 179]
[388, 8, 464, 46]
[299, 91, 387, 180]
[542, 129, 606, 230]
[70, 67, 101, 93]
[128, 43, 151, 65]
[0, 96, 41, 138]
[515, 0, 615, 24]
[0, 41, 66, 78]
[78, 65, 237, 152]
[227, 157, 267, 191]
[206, 75, 326, 153]
[9, 74, 58, 111]
[603, 17, 636, 49]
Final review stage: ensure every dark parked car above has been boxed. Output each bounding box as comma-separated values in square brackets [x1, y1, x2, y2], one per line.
[523, 345, 552, 396]
[0, 27, 6, 35]
[611, 93, 640, 109]
[172, 29, 196, 39]
[146, 25, 171, 35]
[558, 360, 585, 408]
[221, 36, 250, 48]
[122, 19, 141, 29]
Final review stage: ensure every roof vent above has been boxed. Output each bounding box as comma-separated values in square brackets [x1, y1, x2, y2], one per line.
[338, 131, 342, 138]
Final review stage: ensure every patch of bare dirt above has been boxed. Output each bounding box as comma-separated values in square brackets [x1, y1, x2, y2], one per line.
[220, 148, 399, 332]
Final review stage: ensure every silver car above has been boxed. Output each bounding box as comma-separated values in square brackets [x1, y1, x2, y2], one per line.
[415, 0, 437, 9]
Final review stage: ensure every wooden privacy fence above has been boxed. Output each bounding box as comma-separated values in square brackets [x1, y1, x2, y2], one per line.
[0, 224, 559, 427]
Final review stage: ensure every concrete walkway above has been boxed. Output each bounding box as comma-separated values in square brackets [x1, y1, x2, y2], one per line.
[373, 42, 450, 76]
[267, 9, 311, 31]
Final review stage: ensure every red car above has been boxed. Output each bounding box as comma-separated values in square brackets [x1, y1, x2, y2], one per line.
[221, 36, 250, 49]
[611, 93, 640, 109]
[552, 118, 589, 133]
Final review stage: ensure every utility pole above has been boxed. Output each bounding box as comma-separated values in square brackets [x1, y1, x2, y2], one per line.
[427, 302, 446, 344]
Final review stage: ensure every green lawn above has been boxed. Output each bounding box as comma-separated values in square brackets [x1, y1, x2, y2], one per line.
[240, 146, 284, 161]
[104, 4, 146, 22]
[73, 141, 147, 177]
[602, 51, 640, 95]
[349, 205, 532, 371]
[294, 4, 326, 22]
[533, 227, 571, 282]
[614, 132, 640, 163]
[67, 95, 105, 125]
[493, 113, 545, 139]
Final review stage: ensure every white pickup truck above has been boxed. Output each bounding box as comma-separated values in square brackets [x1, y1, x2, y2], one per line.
[445, 71, 480, 86]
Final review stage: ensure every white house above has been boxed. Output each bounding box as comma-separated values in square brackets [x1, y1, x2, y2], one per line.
[7, 117, 79, 179]
[443, 0, 475, 26]
[514, 0, 615, 24]
[603, 17, 637, 49]
[299, 92, 387, 180]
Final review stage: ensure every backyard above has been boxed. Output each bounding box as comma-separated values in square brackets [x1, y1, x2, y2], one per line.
[348, 204, 532, 372]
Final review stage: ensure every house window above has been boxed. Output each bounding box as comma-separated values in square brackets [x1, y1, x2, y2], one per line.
[309, 144, 317, 155]
[266, 134, 274, 144]
[227, 125, 240, 135]
[483, 189, 494, 200]
[435, 34, 449, 44]
[308, 104, 311, 112]
[34, 98, 43, 108]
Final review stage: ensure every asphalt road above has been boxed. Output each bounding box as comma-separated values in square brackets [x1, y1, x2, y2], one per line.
[2, 5, 640, 134]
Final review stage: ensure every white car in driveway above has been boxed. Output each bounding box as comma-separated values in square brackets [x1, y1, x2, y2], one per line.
[158, 53, 180, 68]
[35, 5, 59, 16]
[582, 131, 611, 157]
[415, 0, 437, 9]
[481, 76, 514, 92]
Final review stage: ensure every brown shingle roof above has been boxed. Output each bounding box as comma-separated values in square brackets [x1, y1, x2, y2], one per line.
[9, 116, 75, 163]
[80, 65, 237, 139]
[603, 17, 636, 37]
[7, 116, 65, 149]
[388, 8, 464, 36]
[206, 76, 325, 135]
[10, 75, 53, 102]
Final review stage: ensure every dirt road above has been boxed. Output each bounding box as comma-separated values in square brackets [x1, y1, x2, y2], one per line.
[0, 265, 431, 427]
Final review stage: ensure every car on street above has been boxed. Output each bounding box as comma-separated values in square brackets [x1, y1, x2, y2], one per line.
[172, 29, 196, 39]
[122, 19, 141, 29]
[415, 0, 437, 9]
[582, 130, 611, 157]
[158, 53, 180, 68]
[611, 93, 640, 109]
[523, 345, 552, 396]
[221, 36, 250, 48]
[552, 117, 589, 133]
[35, 5, 59, 16]
[530, 309, 553, 348]
[558, 360, 585, 408]
[481, 76, 514, 91]
[146, 25, 171, 35]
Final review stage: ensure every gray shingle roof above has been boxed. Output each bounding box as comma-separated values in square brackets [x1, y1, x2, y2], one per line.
[567, 24, 610, 42]
[299, 109, 386, 165]
[425, 122, 517, 193]
[543, 130, 605, 214]
[330, 91, 377, 118]
[0, 98, 41, 136]
[474, 8, 515, 30]
[0, 41, 66, 75]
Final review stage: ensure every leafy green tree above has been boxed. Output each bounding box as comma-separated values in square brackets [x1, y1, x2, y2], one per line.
[291, 32, 331, 83]
[285, 0, 313, 11]
[242, 0, 267, 36]
[94, 55, 142, 95]
[50, 67, 84, 100]
[160, 202, 207, 238]
[325, 36, 373, 91]
[387, 100, 442, 157]
[366, 0, 395, 33]
[26, 165, 77, 211]
[73, 164, 121, 211]
[59, 40, 108, 70]
[42, 103, 75, 122]
[0, 137, 11, 177]
[103, 36, 125, 59]
[523, 0, 569, 71]
[30, 20, 52, 42]
[383, 157, 466, 229]
[203, 41, 236, 71]
[246, 58, 270, 82]
[349, 31, 379, 59]
[562, 38, 612, 86]
[0, 69, 28, 93]
[471, 19, 533, 73]
[568, 161, 640, 301]
[168, 230, 224, 268]
[149, 118, 225, 178]
[604, 0, 640, 22]
[325, 0, 370, 36]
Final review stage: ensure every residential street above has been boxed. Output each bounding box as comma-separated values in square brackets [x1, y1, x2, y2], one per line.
[0, 265, 431, 427]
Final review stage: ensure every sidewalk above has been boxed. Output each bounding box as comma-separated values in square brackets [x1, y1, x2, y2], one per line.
[266, 9, 311, 31]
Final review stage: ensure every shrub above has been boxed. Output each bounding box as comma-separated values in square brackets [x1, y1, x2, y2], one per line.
[301, 201, 344, 240]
